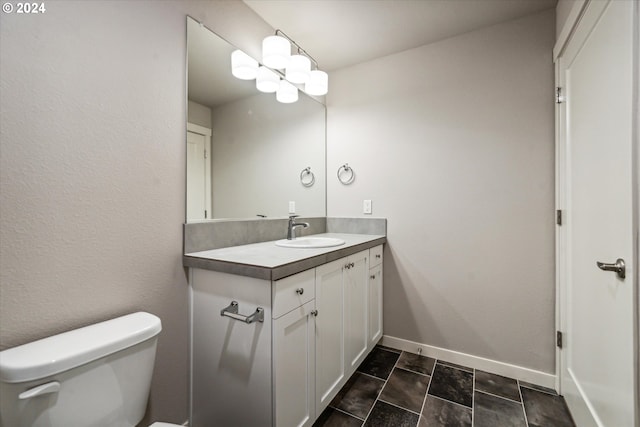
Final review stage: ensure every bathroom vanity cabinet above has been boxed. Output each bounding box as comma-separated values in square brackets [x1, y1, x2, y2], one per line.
[188, 242, 384, 427]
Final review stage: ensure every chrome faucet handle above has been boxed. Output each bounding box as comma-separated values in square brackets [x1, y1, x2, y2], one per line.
[287, 215, 308, 240]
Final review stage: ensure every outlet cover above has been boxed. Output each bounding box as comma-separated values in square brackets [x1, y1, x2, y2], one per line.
[363, 199, 372, 214]
[288, 201, 296, 214]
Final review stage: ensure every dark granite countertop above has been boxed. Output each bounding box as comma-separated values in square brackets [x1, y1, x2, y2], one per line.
[183, 233, 386, 281]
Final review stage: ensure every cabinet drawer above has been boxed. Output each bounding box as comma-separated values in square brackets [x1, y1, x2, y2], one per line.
[273, 269, 315, 319]
[370, 245, 383, 268]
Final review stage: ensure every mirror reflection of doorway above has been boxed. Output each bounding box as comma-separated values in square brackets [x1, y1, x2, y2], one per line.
[187, 123, 212, 222]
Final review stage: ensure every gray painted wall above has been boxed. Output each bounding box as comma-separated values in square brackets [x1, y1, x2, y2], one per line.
[188, 100, 212, 129]
[0, 0, 273, 424]
[326, 10, 556, 373]
[210, 92, 326, 219]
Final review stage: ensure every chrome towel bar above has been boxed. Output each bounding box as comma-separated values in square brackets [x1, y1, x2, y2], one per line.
[220, 301, 264, 324]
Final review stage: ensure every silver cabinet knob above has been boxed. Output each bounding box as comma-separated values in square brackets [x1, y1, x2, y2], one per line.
[296, 288, 304, 295]
[596, 258, 625, 279]
[311, 310, 318, 316]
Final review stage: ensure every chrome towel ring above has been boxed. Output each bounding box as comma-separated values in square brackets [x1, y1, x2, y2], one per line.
[337, 163, 355, 185]
[300, 167, 315, 187]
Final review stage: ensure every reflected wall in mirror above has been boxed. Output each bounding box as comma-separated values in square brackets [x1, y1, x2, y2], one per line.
[186, 17, 326, 222]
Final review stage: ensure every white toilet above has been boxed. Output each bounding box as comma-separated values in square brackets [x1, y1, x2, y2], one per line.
[0, 312, 182, 427]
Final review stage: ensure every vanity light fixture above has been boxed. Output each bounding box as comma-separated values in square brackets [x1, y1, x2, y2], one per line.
[276, 80, 298, 103]
[231, 49, 258, 80]
[271, 30, 327, 94]
[230, 29, 328, 102]
[305, 70, 328, 96]
[256, 66, 280, 93]
[286, 54, 311, 84]
[267, 29, 328, 99]
[262, 34, 291, 69]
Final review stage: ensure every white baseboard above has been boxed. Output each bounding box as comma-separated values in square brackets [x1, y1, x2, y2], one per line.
[382, 335, 557, 391]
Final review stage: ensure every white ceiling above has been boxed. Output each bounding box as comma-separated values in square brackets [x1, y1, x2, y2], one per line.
[244, 0, 557, 71]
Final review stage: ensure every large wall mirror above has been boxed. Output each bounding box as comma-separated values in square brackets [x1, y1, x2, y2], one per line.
[186, 17, 326, 222]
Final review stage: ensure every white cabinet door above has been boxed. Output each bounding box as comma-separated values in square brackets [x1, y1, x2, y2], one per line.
[273, 301, 316, 427]
[190, 269, 272, 427]
[344, 250, 369, 371]
[315, 259, 345, 415]
[368, 263, 383, 349]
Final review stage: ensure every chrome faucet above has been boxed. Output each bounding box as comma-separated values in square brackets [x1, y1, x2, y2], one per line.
[287, 215, 309, 240]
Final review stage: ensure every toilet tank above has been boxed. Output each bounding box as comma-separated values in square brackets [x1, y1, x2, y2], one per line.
[0, 312, 162, 427]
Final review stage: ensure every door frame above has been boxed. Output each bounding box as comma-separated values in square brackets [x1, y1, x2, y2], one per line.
[553, 1, 640, 425]
[187, 122, 212, 220]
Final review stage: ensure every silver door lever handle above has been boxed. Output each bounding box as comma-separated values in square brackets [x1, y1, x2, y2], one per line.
[596, 258, 625, 279]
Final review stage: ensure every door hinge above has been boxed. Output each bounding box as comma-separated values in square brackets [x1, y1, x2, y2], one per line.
[204, 210, 208, 219]
[556, 209, 563, 226]
[555, 87, 564, 104]
[557, 331, 563, 349]
[204, 149, 208, 159]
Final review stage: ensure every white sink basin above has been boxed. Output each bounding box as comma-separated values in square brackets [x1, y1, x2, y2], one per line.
[275, 237, 346, 249]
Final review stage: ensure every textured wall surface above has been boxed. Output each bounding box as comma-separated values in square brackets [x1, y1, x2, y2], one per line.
[0, 1, 273, 424]
[327, 10, 556, 373]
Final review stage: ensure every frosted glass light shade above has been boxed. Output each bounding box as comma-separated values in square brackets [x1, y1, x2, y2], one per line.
[231, 50, 258, 80]
[263, 35, 290, 69]
[286, 55, 311, 84]
[305, 70, 328, 96]
[256, 66, 279, 93]
[276, 80, 298, 103]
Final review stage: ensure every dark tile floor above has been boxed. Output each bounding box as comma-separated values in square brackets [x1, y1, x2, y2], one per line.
[314, 346, 575, 427]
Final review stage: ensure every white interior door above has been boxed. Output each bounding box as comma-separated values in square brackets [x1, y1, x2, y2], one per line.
[557, 1, 637, 426]
[187, 129, 211, 221]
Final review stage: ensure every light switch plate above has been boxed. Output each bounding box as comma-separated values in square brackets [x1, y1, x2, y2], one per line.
[363, 199, 372, 214]
[288, 201, 296, 214]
